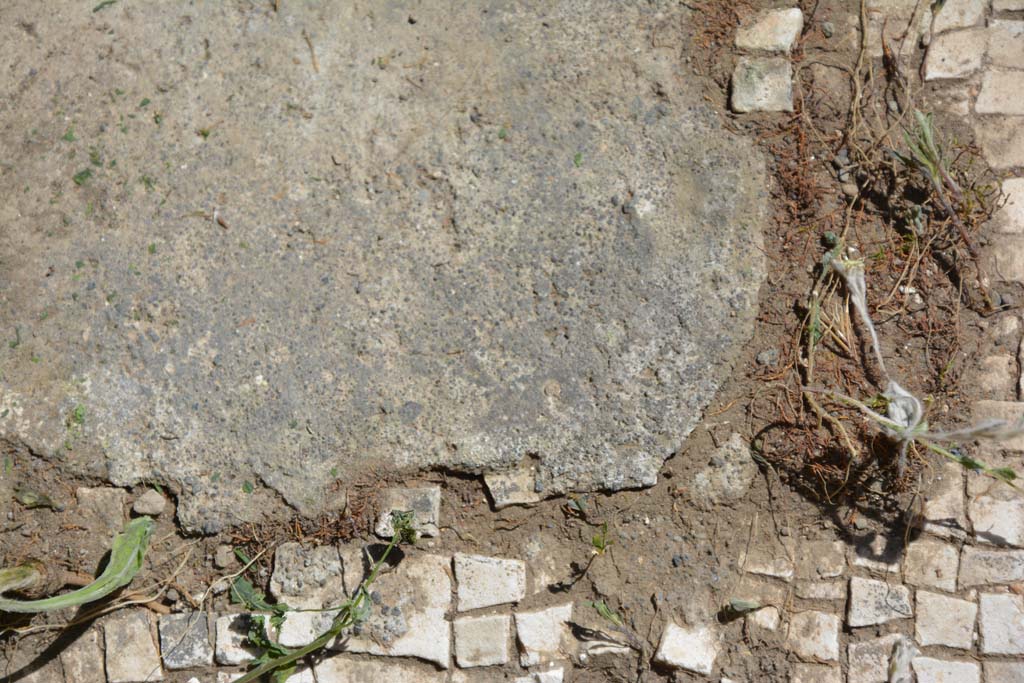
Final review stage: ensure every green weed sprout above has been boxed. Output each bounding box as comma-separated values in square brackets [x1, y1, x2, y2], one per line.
[233, 510, 418, 683]
[822, 256, 1020, 485]
[891, 109, 977, 256]
[0, 517, 154, 613]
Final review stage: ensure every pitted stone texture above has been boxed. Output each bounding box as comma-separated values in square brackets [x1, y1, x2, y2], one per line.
[375, 486, 441, 538]
[915, 591, 976, 649]
[103, 609, 164, 683]
[903, 537, 959, 592]
[215, 614, 263, 665]
[847, 577, 912, 627]
[974, 117, 1024, 170]
[789, 663, 841, 683]
[931, 0, 986, 33]
[454, 613, 511, 667]
[847, 634, 903, 683]
[270, 542, 345, 606]
[959, 547, 1024, 586]
[334, 553, 451, 668]
[455, 553, 527, 611]
[316, 657, 447, 683]
[0, 1, 768, 534]
[690, 433, 758, 509]
[977, 71, 1024, 116]
[912, 657, 980, 683]
[485, 466, 542, 509]
[785, 611, 840, 662]
[59, 628, 105, 683]
[734, 8, 804, 53]
[158, 612, 214, 669]
[979, 592, 1024, 654]
[731, 57, 794, 112]
[653, 622, 719, 675]
[989, 21, 1024, 68]
[514, 602, 573, 667]
[923, 29, 986, 80]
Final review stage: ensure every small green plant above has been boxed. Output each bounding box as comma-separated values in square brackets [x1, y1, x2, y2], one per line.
[591, 522, 612, 555]
[233, 510, 418, 683]
[586, 599, 623, 627]
[891, 109, 977, 257]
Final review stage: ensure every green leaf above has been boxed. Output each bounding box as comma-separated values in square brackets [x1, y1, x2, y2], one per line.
[61, 127, 76, 142]
[573, 152, 583, 168]
[0, 517, 154, 612]
[990, 467, 1018, 483]
[230, 577, 277, 613]
[92, 0, 117, 11]
[72, 169, 92, 186]
[727, 598, 762, 614]
[242, 480, 254, 494]
[586, 600, 623, 627]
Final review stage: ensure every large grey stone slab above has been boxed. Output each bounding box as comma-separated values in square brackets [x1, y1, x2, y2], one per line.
[0, 1, 767, 531]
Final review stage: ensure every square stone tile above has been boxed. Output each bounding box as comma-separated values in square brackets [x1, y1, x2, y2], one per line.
[158, 612, 214, 669]
[453, 614, 510, 668]
[912, 656, 979, 683]
[917, 460, 967, 539]
[455, 553, 526, 611]
[984, 661, 1024, 683]
[969, 491, 1024, 547]
[914, 590, 976, 649]
[904, 537, 959, 592]
[959, 547, 1024, 587]
[974, 118, 1024, 171]
[785, 611, 840, 662]
[977, 71, 1024, 116]
[847, 634, 902, 683]
[514, 602, 572, 667]
[979, 592, 1024, 654]
[923, 28, 986, 80]
[653, 622, 719, 675]
[103, 610, 163, 683]
[848, 577, 912, 627]
[731, 57, 793, 113]
[932, 0, 986, 33]
[789, 663, 841, 683]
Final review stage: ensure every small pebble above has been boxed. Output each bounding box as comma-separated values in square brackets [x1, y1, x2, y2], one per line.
[821, 21, 834, 37]
[132, 489, 167, 516]
[214, 544, 235, 569]
[672, 554, 684, 568]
